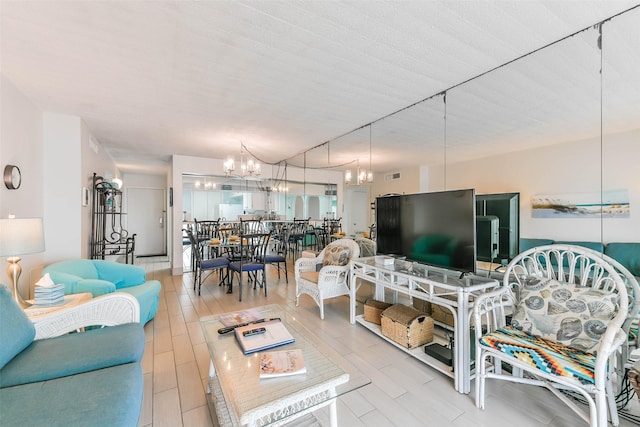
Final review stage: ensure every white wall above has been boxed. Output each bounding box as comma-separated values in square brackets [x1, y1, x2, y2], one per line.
[43, 113, 82, 262]
[430, 129, 640, 243]
[0, 75, 44, 298]
[1, 75, 117, 298]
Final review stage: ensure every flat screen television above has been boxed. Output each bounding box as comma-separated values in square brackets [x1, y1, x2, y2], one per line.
[475, 192, 520, 263]
[376, 189, 476, 273]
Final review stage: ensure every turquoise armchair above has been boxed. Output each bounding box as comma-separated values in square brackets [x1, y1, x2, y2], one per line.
[42, 259, 161, 324]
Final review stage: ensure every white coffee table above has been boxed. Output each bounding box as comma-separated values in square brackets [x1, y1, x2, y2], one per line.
[200, 304, 369, 426]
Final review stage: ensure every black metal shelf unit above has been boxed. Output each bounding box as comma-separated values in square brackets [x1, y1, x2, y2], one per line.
[90, 173, 136, 264]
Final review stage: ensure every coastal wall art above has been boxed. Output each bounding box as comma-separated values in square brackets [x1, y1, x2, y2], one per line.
[532, 189, 630, 218]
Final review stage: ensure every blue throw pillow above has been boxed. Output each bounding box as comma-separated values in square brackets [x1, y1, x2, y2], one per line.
[0, 285, 35, 369]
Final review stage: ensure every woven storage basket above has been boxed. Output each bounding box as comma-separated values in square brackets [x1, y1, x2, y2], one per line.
[430, 294, 456, 327]
[381, 304, 433, 349]
[363, 299, 392, 324]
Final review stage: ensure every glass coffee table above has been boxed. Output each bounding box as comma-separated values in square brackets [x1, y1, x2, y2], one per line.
[200, 304, 370, 426]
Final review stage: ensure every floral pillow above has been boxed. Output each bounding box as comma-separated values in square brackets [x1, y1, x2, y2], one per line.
[322, 245, 351, 267]
[511, 276, 619, 353]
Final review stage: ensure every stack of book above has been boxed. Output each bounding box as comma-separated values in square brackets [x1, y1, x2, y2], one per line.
[34, 283, 65, 306]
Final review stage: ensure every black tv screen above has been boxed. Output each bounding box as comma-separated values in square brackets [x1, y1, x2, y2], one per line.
[476, 192, 520, 263]
[376, 189, 476, 273]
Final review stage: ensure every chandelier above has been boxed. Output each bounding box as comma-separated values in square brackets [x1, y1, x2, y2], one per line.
[223, 142, 261, 178]
[344, 159, 372, 185]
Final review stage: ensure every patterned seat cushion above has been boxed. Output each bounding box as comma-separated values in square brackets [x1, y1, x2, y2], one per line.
[479, 326, 596, 386]
[511, 277, 619, 353]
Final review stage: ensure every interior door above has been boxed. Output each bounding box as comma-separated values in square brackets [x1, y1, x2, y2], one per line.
[345, 188, 368, 234]
[126, 187, 166, 256]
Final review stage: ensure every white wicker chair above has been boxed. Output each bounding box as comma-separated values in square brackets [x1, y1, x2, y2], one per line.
[295, 238, 360, 319]
[473, 244, 635, 427]
[32, 292, 140, 339]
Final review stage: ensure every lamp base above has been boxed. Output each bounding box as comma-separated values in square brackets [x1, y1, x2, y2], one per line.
[6, 256, 32, 309]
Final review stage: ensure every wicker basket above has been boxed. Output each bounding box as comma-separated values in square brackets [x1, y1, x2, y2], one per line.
[381, 304, 433, 349]
[363, 299, 392, 324]
[431, 294, 456, 327]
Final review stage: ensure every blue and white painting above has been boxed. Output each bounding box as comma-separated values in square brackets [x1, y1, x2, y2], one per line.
[532, 189, 630, 218]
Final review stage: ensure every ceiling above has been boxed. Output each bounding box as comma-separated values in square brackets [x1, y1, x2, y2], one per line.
[2, 1, 639, 175]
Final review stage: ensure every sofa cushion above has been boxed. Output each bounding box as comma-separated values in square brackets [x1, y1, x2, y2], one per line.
[0, 322, 145, 388]
[511, 276, 619, 353]
[93, 260, 146, 289]
[0, 362, 143, 427]
[555, 241, 605, 254]
[519, 238, 555, 253]
[605, 243, 640, 277]
[300, 271, 319, 284]
[0, 286, 35, 370]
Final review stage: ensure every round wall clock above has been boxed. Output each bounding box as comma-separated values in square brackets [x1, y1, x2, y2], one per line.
[3, 165, 22, 189]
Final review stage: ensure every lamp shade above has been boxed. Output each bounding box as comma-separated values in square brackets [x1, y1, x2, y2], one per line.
[0, 218, 45, 257]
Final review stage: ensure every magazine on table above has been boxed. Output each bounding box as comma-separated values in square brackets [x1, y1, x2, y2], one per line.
[259, 348, 306, 379]
[218, 308, 264, 327]
[234, 319, 295, 355]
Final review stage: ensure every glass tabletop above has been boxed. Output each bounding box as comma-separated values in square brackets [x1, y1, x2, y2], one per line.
[200, 304, 371, 426]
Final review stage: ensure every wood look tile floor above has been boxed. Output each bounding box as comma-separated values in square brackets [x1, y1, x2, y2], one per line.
[136, 255, 640, 427]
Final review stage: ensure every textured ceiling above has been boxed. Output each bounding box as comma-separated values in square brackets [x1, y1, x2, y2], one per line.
[2, 1, 639, 174]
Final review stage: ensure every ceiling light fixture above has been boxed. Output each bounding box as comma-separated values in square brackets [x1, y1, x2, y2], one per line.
[224, 142, 261, 178]
[345, 159, 370, 186]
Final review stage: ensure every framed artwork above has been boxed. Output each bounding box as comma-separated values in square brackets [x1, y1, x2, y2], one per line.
[532, 189, 629, 218]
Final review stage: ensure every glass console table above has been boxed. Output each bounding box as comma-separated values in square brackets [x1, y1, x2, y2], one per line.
[350, 257, 500, 394]
[200, 304, 370, 426]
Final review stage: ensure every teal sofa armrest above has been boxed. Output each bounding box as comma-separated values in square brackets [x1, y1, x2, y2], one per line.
[93, 260, 147, 289]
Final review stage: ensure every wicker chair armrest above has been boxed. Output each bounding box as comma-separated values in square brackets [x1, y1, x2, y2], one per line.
[317, 264, 349, 286]
[472, 286, 515, 334]
[294, 257, 320, 275]
[33, 292, 140, 340]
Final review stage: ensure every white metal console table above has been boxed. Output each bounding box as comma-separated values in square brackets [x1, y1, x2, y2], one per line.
[349, 257, 500, 394]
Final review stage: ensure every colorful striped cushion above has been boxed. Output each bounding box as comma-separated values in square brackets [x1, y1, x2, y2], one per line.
[479, 326, 596, 386]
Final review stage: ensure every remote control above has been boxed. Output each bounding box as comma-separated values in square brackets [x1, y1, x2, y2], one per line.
[242, 327, 266, 337]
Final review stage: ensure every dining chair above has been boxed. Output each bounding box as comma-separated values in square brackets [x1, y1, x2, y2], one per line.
[240, 218, 264, 234]
[258, 228, 289, 283]
[186, 228, 229, 295]
[228, 232, 272, 301]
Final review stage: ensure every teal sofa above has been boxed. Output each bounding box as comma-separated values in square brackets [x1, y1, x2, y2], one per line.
[520, 238, 640, 277]
[42, 259, 161, 324]
[0, 285, 145, 427]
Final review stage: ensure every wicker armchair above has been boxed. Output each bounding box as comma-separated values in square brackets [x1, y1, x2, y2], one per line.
[473, 244, 637, 427]
[295, 238, 360, 319]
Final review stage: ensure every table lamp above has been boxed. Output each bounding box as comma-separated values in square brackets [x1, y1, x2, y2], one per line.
[0, 217, 45, 308]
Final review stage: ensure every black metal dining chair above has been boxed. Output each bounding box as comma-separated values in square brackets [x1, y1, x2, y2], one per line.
[228, 232, 272, 301]
[186, 228, 229, 295]
[257, 228, 289, 283]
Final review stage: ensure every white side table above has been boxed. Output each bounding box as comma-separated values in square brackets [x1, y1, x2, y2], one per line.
[24, 293, 93, 321]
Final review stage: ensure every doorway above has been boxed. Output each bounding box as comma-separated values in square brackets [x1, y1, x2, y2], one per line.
[126, 187, 166, 256]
